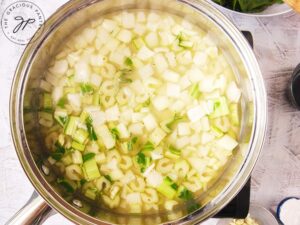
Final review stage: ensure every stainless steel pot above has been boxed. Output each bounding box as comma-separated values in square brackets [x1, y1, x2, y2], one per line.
[8, 0, 267, 224]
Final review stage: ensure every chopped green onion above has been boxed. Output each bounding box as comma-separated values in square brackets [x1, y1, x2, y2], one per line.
[132, 38, 144, 49]
[51, 141, 65, 161]
[71, 141, 85, 151]
[82, 157, 101, 181]
[136, 152, 151, 173]
[166, 113, 184, 129]
[119, 77, 133, 83]
[86, 116, 98, 141]
[57, 178, 75, 193]
[187, 201, 201, 213]
[64, 116, 79, 136]
[178, 187, 193, 200]
[127, 136, 138, 151]
[179, 40, 193, 48]
[169, 145, 181, 156]
[80, 111, 89, 123]
[210, 97, 229, 118]
[72, 129, 89, 144]
[210, 125, 224, 138]
[124, 57, 133, 67]
[83, 152, 96, 162]
[104, 175, 113, 183]
[189, 83, 201, 99]
[54, 109, 68, 127]
[80, 83, 94, 94]
[157, 177, 177, 199]
[80, 179, 87, 186]
[110, 128, 120, 140]
[142, 98, 151, 107]
[57, 97, 67, 108]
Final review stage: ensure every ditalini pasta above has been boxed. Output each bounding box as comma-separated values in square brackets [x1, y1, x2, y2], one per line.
[38, 10, 241, 214]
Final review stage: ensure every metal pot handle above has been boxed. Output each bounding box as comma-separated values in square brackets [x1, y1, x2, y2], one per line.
[5, 191, 55, 225]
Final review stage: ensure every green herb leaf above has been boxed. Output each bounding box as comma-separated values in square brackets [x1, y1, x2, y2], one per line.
[57, 97, 67, 108]
[85, 116, 97, 141]
[178, 187, 193, 200]
[80, 179, 87, 186]
[51, 141, 65, 161]
[171, 183, 178, 190]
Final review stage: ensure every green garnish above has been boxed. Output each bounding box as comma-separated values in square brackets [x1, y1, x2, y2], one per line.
[80, 83, 94, 94]
[178, 187, 193, 200]
[189, 83, 201, 99]
[169, 145, 181, 156]
[57, 97, 67, 108]
[141, 141, 154, 151]
[166, 113, 184, 129]
[187, 202, 201, 213]
[80, 179, 87, 186]
[85, 116, 98, 141]
[83, 152, 96, 162]
[124, 57, 133, 67]
[110, 128, 120, 140]
[119, 69, 133, 83]
[104, 175, 113, 183]
[142, 98, 151, 107]
[57, 178, 75, 193]
[127, 136, 138, 151]
[136, 152, 151, 173]
[51, 141, 65, 161]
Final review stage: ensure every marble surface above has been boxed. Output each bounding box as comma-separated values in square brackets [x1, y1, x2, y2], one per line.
[0, 1, 299, 224]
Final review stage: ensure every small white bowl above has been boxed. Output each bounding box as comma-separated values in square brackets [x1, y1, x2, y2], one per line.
[207, 1, 292, 17]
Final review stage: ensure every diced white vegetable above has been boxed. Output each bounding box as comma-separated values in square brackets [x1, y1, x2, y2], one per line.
[138, 64, 154, 78]
[177, 122, 191, 136]
[143, 114, 157, 131]
[137, 46, 154, 61]
[153, 54, 168, 72]
[190, 134, 201, 145]
[96, 125, 116, 149]
[117, 29, 132, 43]
[109, 51, 125, 66]
[186, 67, 204, 82]
[165, 52, 176, 67]
[129, 123, 144, 135]
[146, 170, 163, 187]
[137, 12, 146, 22]
[226, 81, 241, 103]
[215, 135, 238, 151]
[83, 28, 96, 43]
[105, 105, 120, 122]
[142, 163, 155, 177]
[117, 123, 130, 139]
[166, 83, 180, 97]
[67, 93, 81, 109]
[121, 171, 135, 184]
[193, 52, 207, 66]
[89, 110, 106, 126]
[151, 149, 163, 160]
[74, 61, 90, 82]
[149, 128, 166, 146]
[106, 38, 120, 52]
[126, 193, 141, 204]
[163, 70, 180, 82]
[176, 136, 190, 148]
[131, 112, 144, 123]
[188, 158, 207, 174]
[206, 46, 218, 58]
[122, 12, 135, 29]
[169, 100, 185, 112]
[201, 132, 215, 144]
[102, 19, 117, 32]
[49, 59, 68, 76]
[145, 32, 158, 47]
[90, 54, 105, 67]
[165, 200, 178, 211]
[200, 116, 210, 131]
[72, 150, 83, 164]
[187, 106, 206, 122]
[120, 108, 133, 124]
[199, 76, 215, 93]
[133, 24, 146, 36]
[153, 96, 169, 111]
[180, 75, 192, 90]
[51, 86, 63, 104]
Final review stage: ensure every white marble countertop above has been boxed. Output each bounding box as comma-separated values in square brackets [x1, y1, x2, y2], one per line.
[0, 1, 299, 224]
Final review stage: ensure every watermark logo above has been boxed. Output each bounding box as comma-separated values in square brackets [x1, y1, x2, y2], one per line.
[1, 1, 45, 45]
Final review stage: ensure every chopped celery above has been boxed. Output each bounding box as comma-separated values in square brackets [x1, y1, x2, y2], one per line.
[178, 186, 193, 200]
[229, 103, 240, 126]
[141, 141, 154, 151]
[80, 83, 94, 94]
[189, 83, 201, 99]
[210, 126, 224, 138]
[136, 152, 151, 173]
[86, 117, 98, 141]
[57, 178, 76, 193]
[84, 188, 97, 200]
[127, 136, 138, 151]
[83, 152, 96, 162]
[210, 97, 229, 118]
[92, 93, 100, 106]
[64, 116, 79, 136]
[51, 141, 65, 161]
[160, 120, 172, 133]
[82, 157, 101, 181]
[80, 111, 89, 123]
[165, 145, 181, 159]
[73, 129, 89, 144]
[71, 141, 85, 151]
[43, 93, 52, 110]
[157, 177, 177, 199]
[124, 57, 133, 67]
